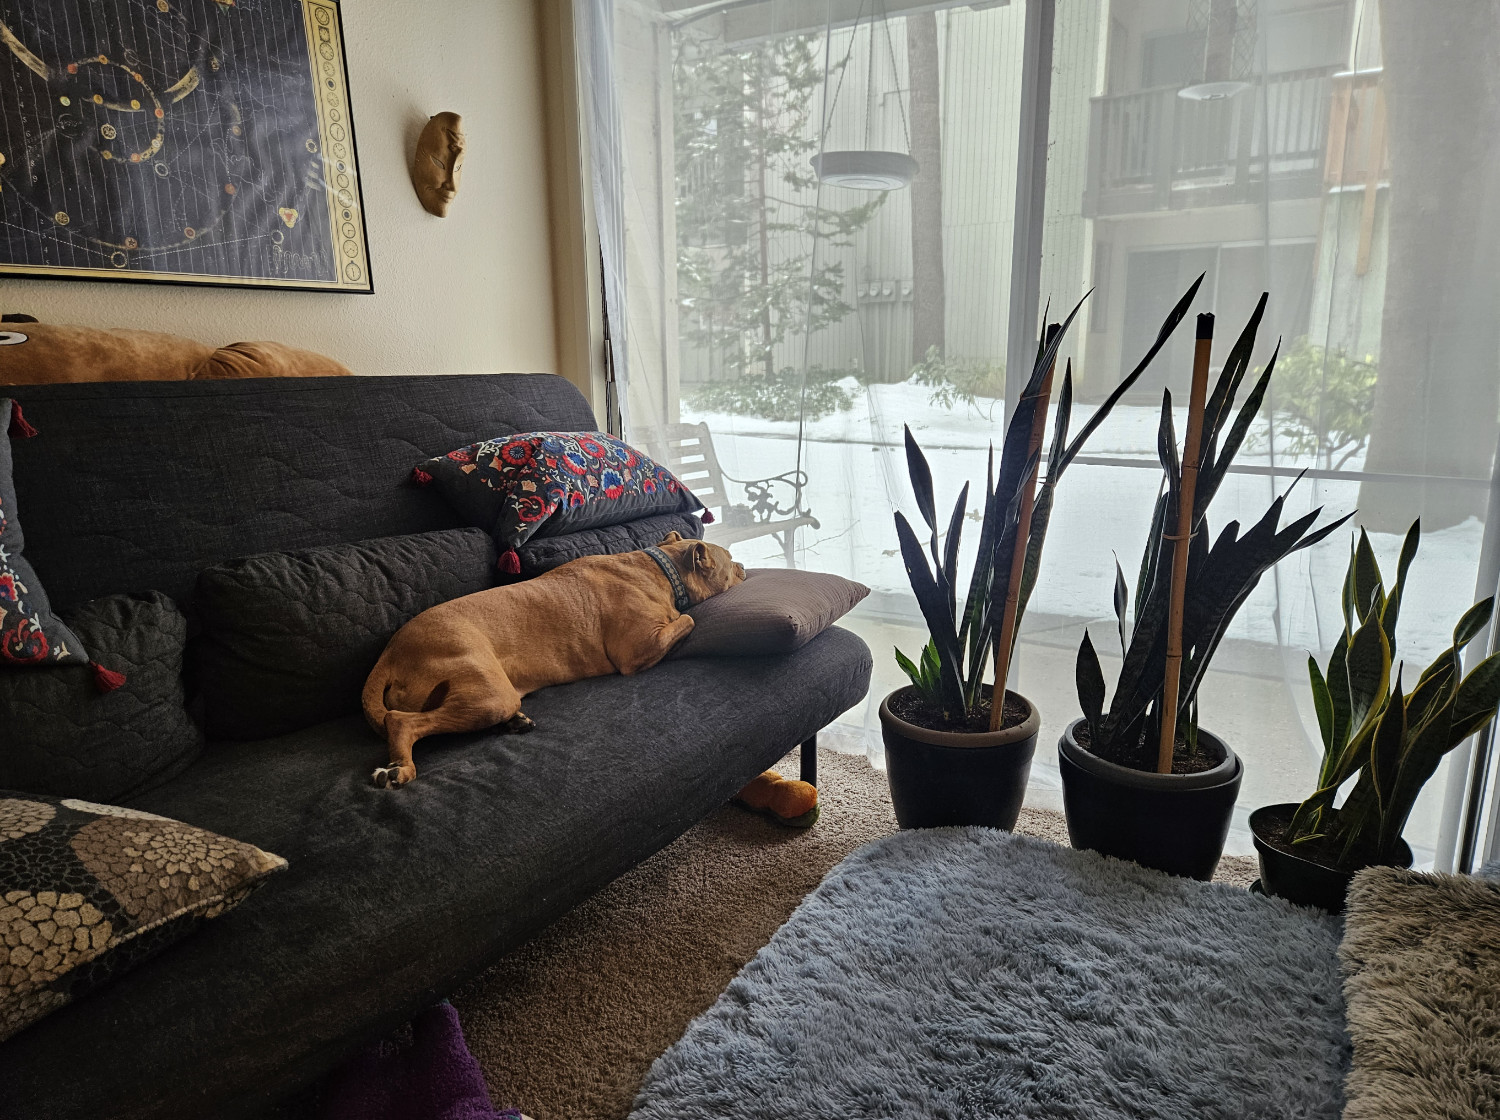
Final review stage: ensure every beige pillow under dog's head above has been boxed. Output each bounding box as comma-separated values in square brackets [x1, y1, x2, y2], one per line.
[671, 568, 868, 658]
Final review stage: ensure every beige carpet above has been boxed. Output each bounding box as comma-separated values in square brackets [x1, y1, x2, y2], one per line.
[451, 749, 1259, 1120]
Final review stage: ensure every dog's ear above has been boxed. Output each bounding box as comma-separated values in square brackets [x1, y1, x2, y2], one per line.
[692, 541, 713, 570]
[661, 531, 684, 545]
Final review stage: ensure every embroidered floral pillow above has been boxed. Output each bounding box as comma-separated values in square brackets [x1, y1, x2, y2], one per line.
[1, 400, 87, 668]
[414, 431, 707, 572]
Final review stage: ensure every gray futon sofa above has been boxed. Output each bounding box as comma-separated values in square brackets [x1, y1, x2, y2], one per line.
[0, 373, 872, 1119]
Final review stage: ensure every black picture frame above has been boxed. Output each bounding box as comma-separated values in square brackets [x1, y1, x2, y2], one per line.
[0, 0, 373, 294]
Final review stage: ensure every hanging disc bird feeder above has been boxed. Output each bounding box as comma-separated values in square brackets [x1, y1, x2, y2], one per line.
[811, 150, 919, 190]
[811, 0, 919, 190]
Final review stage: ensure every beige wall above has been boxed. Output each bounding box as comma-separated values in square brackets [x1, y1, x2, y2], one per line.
[0, 0, 559, 378]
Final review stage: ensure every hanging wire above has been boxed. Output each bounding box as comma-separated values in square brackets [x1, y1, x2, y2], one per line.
[864, 2, 876, 152]
[877, 0, 912, 154]
[819, 0, 870, 148]
[796, 0, 842, 508]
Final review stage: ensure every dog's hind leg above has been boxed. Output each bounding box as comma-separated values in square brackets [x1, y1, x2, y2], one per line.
[372, 664, 523, 788]
[373, 711, 428, 789]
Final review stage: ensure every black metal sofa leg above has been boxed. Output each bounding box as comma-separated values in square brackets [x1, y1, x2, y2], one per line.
[801, 733, 818, 787]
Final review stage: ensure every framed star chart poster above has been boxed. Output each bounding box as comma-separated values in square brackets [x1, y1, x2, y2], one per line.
[0, 0, 372, 292]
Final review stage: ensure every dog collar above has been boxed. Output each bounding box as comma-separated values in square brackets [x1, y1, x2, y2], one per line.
[643, 545, 693, 613]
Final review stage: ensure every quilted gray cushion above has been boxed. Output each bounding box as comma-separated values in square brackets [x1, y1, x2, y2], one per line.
[6, 375, 597, 610]
[195, 529, 497, 741]
[516, 512, 704, 576]
[0, 591, 202, 802]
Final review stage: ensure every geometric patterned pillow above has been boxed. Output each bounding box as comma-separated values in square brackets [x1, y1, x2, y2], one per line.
[0, 794, 287, 1041]
[412, 431, 707, 573]
[0, 399, 88, 668]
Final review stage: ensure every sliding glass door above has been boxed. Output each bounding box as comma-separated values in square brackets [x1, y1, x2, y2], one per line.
[1034, 0, 1500, 869]
[589, 0, 1500, 869]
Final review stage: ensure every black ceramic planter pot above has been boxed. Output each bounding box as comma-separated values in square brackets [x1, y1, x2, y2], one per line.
[1249, 803, 1413, 913]
[879, 686, 1040, 830]
[1058, 718, 1242, 881]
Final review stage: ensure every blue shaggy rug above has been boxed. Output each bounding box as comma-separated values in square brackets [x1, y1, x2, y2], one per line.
[629, 828, 1349, 1120]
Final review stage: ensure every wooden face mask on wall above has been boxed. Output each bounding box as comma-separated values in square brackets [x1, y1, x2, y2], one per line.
[413, 112, 465, 217]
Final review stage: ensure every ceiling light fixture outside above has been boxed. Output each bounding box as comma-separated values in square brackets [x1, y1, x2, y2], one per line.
[811, 150, 919, 190]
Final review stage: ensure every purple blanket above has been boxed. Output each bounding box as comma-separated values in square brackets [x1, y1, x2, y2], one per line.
[323, 1001, 523, 1120]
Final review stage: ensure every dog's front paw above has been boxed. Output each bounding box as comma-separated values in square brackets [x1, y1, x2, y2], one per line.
[371, 764, 415, 788]
[502, 711, 537, 734]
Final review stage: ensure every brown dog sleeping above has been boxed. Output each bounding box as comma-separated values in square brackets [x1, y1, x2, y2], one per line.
[361, 531, 745, 787]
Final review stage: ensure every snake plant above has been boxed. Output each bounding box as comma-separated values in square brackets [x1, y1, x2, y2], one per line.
[894, 276, 1203, 723]
[1074, 295, 1353, 768]
[1285, 521, 1500, 867]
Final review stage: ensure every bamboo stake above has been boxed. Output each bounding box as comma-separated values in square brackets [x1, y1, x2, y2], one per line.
[1158, 313, 1215, 773]
[990, 327, 1060, 732]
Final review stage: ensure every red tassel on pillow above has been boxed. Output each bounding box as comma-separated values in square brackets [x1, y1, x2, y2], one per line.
[411, 467, 433, 486]
[8, 402, 38, 439]
[499, 549, 522, 575]
[701, 509, 716, 525]
[91, 661, 127, 693]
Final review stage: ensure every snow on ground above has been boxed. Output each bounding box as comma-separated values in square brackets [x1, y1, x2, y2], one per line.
[685, 376, 1484, 668]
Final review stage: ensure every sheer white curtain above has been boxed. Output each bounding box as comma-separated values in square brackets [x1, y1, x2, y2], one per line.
[574, 0, 630, 432]
[579, 0, 1500, 868]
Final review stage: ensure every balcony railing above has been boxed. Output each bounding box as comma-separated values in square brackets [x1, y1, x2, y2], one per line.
[1084, 66, 1341, 218]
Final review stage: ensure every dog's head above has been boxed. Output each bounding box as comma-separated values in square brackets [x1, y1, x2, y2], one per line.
[658, 531, 745, 604]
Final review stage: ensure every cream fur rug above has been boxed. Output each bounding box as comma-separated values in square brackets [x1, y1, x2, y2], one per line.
[1341, 867, 1500, 1119]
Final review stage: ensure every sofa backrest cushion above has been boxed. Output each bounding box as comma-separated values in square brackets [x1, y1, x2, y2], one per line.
[5, 374, 595, 609]
[516, 511, 704, 578]
[0, 591, 202, 802]
[195, 529, 498, 741]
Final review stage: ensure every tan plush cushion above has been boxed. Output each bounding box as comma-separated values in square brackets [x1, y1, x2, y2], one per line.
[0, 323, 212, 384]
[0, 323, 351, 385]
[197, 340, 353, 379]
[0, 794, 286, 1041]
[671, 568, 869, 658]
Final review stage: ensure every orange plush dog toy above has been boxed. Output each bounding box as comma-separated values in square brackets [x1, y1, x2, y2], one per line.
[0, 318, 353, 385]
[734, 770, 820, 827]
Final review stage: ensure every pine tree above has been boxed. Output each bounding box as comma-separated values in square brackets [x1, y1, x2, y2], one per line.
[674, 30, 883, 385]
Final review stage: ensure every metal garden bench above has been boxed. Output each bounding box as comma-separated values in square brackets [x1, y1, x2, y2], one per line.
[657, 421, 820, 566]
